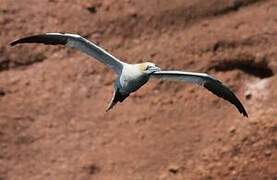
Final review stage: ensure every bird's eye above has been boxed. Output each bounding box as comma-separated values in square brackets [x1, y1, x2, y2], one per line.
[145, 65, 151, 70]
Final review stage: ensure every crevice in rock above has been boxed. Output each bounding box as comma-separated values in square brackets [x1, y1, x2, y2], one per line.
[0, 90, 6, 97]
[212, 32, 276, 52]
[86, 0, 267, 39]
[208, 58, 274, 79]
[83, 164, 101, 175]
[87, 6, 97, 14]
[0, 49, 46, 71]
[213, 0, 263, 16]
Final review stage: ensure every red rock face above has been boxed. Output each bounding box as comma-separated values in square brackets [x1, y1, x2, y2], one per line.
[0, 0, 276, 179]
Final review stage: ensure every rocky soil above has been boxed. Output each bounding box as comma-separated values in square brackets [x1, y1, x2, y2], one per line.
[0, 0, 276, 179]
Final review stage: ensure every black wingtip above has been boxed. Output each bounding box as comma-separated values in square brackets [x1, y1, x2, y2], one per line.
[234, 97, 248, 118]
[242, 108, 248, 118]
[233, 95, 248, 118]
[204, 79, 248, 118]
[10, 37, 34, 46]
[10, 40, 18, 47]
[9, 34, 68, 47]
[230, 99, 248, 118]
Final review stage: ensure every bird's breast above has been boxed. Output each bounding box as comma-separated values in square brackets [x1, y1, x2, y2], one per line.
[119, 66, 149, 94]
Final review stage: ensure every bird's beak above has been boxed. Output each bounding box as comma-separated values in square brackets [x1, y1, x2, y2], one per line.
[149, 66, 161, 73]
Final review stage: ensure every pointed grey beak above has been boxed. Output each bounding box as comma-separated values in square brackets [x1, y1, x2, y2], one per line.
[149, 66, 161, 73]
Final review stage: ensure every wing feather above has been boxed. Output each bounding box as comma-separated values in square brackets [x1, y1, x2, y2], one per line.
[11, 33, 123, 74]
[151, 70, 248, 117]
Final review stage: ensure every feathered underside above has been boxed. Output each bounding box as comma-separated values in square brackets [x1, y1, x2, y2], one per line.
[151, 70, 248, 117]
[10, 33, 124, 74]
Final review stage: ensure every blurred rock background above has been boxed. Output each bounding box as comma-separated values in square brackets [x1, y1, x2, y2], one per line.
[0, 0, 276, 179]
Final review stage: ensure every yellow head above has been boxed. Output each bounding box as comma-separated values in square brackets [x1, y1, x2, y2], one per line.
[138, 62, 160, 74]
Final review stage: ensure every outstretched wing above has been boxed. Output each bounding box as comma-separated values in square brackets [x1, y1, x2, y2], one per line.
[11, 33, 124, 74]
[151, 70, 248, 117]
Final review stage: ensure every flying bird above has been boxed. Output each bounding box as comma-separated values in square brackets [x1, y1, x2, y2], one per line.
[10, 33, 248, 117]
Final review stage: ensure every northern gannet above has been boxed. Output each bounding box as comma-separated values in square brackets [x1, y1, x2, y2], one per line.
[11, 33, 248, 117]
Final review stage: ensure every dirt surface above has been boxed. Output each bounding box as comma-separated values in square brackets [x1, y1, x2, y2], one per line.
[0, 0, 277, 179]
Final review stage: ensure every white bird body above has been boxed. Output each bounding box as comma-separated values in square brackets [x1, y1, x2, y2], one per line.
[119, 63, 155, 94]
[11, 33, 248, 117]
